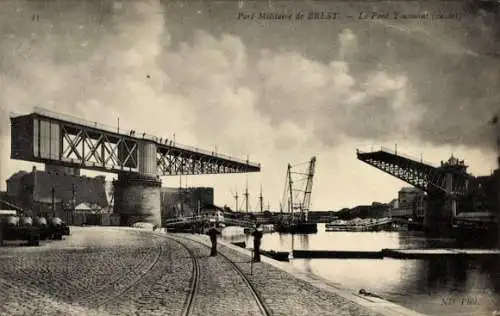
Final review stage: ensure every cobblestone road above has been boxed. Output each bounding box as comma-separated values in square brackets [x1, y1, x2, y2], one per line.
[0, 227, 194, 316]
[0, 227, 405, 316]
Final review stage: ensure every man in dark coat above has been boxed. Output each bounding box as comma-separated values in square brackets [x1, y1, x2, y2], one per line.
[207, 224, 219, 256]
[252, 224, 263, 262]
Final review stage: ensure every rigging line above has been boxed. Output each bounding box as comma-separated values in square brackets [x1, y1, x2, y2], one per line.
[290, 161, 311, 167]
[281, 166, 289, 212]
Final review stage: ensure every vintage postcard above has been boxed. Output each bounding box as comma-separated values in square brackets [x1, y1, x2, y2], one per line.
[0, 0, 499, 315]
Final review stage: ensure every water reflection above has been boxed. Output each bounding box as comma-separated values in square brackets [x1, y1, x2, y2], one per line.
[221, 224, 500, 316]
[393, 258, 500, 315]
[293, 234, 313, 273]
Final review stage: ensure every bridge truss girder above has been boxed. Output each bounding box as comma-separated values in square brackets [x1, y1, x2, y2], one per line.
[61, 124, 138, 171]
[11, 111, 261, 176]
[156, 148, 256, 176]
[356, 150, 468, 196]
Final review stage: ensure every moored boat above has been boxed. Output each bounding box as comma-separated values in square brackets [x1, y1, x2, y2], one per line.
[325, 217, 395, 232]
[275, 221, 317, 234]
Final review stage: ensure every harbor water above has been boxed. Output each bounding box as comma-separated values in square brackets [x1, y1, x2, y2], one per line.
[222, 223, 500, 316]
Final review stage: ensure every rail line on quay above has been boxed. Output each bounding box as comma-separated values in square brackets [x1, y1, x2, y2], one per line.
[165, 234, 271, 316]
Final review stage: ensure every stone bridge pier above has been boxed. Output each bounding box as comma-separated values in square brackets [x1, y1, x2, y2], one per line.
[113, 140, 162, 227]
[423, 173, 460, 237]
[423, 190, 450, 236]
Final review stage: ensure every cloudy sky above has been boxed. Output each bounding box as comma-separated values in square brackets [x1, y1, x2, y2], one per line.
[1, 0, 499, 211]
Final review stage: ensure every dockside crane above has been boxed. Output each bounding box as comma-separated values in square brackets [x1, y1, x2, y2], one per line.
[276, 157, 318, 234]
[282, 157, 317, 221]
[302, 156, 317, 222]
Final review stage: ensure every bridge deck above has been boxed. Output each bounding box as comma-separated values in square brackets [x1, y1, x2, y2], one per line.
[10, 108, 260, 175]
[356, 148, 469, 195]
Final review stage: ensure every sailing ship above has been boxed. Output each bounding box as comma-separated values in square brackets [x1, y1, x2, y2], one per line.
[275, 157, 318, 234]
[242, 184, 275, 234]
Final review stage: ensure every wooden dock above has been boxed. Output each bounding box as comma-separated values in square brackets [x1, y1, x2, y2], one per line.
[293, 250, 383, 259]
[281, 248, 500, 261]
[231, 239, 500, 261]
[381, 248, 500, 259]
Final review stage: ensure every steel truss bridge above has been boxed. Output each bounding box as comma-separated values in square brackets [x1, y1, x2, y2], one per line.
[356, 147, 470, 196]
[10, 108, 260, 176]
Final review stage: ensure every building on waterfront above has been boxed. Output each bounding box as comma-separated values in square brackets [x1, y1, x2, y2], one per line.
[5, 165, 109, 220]
[390, 187, 425, 218]
[388, 198, 398, 217]
[471, 175, 498, 213]
[45, 164, 81, 176]
[5, 166, 214, 226]
[5, 171, 28, 199]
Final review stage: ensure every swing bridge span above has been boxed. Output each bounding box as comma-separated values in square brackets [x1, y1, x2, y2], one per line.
[9, 108, 261, 227]
[356, 146, 498, 234]
[10, 108, 260, 176]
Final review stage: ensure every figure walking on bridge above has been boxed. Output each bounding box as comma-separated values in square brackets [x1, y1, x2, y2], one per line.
[207, 224, 220, 256]
[252, 224, 263, 262]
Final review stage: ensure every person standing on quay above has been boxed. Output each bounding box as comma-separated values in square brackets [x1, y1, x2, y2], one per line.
[207, 224, 219, 256]
[252, 224, 263, 262]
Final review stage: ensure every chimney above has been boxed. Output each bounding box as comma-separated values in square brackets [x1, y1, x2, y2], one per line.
[32, 166, 36, 173]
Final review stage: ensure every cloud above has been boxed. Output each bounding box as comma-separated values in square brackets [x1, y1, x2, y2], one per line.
[1, 0, 499, 209]
[2, 1, 498, 154]
[252, 37, 418, 147]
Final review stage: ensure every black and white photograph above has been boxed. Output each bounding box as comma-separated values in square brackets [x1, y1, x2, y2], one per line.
[1, 0, 500, 315]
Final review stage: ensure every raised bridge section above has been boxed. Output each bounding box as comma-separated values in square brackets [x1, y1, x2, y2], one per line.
[10, 108, 261, 176]
[356, 147, 482, 236]
[356, 147, 469, 196]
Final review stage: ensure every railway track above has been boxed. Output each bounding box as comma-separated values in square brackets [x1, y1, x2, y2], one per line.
[0, 228, 174, 316]
[77, 231, 165, 308]
[0, 227, 270, 315]
[166, 234, 271, 316]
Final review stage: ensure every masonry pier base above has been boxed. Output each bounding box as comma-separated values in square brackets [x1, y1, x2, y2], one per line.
[113, 173, 162, 227]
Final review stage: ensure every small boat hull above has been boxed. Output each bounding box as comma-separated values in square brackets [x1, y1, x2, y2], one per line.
[275, 222, 317, 234]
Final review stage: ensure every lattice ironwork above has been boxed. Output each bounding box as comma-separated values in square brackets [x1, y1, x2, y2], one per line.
[356, 149, 469, 195]
[10, 110, 260, 176]
[61, 124, 138, 172]
[156, 147, 258, 175]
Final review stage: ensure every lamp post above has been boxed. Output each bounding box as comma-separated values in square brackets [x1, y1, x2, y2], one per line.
[51, 187, 55, 218]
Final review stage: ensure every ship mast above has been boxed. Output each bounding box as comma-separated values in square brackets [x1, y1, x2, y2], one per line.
[288, 163, 294, 223]
[244, 176, 249, 213]
[259, 184, 264, 213]
[234, 190, 239, 212]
